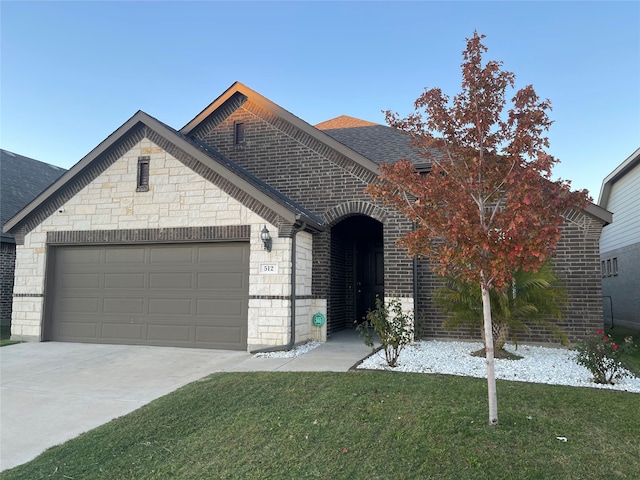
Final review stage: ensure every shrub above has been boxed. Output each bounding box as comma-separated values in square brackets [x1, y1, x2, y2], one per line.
[435, 261, 568, 351]
[574, 330, 637, 384]
[356, 297, 413, 367]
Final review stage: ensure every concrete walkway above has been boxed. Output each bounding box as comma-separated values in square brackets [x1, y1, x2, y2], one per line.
[0, 330, 371, 471]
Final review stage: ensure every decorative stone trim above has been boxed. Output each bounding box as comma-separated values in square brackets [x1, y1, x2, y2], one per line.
[249, 295, 315, 300]
[249, 295, 290, 301]
[12, 293, 44, 298]
[324, 201, 389, 226]
[46, 225, 250, 245]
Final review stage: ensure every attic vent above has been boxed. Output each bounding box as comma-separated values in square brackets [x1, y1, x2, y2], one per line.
[234, 121, 245, 145]
[137, 156, 150, 192]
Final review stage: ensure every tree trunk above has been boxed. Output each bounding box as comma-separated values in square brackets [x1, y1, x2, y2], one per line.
[493, 322, 509, 352]
[480, 278, 498, 426]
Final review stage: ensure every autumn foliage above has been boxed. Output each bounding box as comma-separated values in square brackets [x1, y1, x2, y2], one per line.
[366, 32, 589, 293]
[366, 32, 590, 425]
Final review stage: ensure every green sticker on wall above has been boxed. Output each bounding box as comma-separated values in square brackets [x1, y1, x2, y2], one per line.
[312, 313, 326, 327]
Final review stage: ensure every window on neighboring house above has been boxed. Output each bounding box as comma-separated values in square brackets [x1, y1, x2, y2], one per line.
[601, 260, 606, 278]
[612, 257, 618, 276]
[606, 259, 612, 277]
[137, 156, 150, 192]
[234, 121, 245, 145]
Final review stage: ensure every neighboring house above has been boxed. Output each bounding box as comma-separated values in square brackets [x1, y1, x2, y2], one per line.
[3, 82, 612, 351]
[0, 149, 66, 327]
[599, 147, 640, 330]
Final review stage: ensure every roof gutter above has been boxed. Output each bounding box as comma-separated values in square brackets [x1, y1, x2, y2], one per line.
[250, 219, 307, 354]
[583, 203, 612, 226]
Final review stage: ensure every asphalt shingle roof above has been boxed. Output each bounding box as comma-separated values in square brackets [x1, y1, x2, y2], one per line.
[1, 149, 66, 240]
[315, 115, 432, 170]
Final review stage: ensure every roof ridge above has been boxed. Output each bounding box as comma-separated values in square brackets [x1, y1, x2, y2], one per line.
[315, 115, 380, 130]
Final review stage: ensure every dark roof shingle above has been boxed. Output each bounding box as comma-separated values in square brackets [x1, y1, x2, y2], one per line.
[315, 115, 432, 170]
[1, 149, 66, 240]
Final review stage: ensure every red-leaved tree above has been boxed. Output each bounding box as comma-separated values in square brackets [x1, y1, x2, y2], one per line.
[366, 32, 589, 425]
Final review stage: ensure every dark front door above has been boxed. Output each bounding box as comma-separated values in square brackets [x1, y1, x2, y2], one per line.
[329, 215, 384, 333]
[355, 238, 384, 323]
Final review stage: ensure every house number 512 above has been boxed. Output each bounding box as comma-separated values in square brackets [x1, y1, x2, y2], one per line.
[260, 263, 278, 274]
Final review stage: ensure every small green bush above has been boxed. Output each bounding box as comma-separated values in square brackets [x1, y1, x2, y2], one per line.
[356, 297, 413, 367]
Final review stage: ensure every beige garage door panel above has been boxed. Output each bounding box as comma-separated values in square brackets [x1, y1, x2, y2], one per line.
[47, 243, 249, 350]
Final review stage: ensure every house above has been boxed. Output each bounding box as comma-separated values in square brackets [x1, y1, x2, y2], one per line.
[0, 149, 66, 327]
[3, 82, 612, 351]
[599, 147, 640, 330]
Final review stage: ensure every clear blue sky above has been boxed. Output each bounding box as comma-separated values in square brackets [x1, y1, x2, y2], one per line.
[1, 1, 638, 202]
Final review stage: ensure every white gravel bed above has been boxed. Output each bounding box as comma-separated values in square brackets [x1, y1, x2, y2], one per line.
[357, 340, 640, 393]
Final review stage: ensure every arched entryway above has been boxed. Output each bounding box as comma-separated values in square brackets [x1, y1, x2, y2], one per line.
[329, 215, 384, 335]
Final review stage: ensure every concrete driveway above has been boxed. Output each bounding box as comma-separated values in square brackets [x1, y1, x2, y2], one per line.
[0, 342, 252, 471]
[0, 332, 370, 471]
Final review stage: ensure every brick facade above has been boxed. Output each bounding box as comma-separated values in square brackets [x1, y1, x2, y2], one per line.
[192, 97, 606, 344]
[416, 213, 606, 344]
[0, 241, 16, 326]
[7, 84, 607, 348]
[193, 100, 415, 335]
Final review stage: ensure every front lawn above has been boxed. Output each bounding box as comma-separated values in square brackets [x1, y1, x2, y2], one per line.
[2, 371, 639, 479]
[0, 325, 20, 347]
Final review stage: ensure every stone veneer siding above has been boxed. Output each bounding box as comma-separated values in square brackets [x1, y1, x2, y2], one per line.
[0, 241, 16, 326]
[191, 99, 415, 333]
[11, 138, 314, 349]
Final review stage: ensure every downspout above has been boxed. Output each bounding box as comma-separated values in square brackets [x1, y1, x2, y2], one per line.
[250, 219, 307, 354]
[413, 254, 418, 338]
[412, 222, 418, 339]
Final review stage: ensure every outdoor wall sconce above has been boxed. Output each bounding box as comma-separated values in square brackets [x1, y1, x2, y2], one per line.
[261, 226, 272, 252]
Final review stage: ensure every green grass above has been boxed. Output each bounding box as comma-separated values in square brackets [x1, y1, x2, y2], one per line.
[0, 325, 20, 347]
[2, 371, 639, 480]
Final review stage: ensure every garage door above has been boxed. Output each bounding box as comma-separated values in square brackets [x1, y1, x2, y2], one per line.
[46, 243, 249, 350]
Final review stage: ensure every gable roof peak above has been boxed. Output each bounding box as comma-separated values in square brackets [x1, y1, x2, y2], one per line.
[315, 115, 380, 130]
[3, 107, 326, 236]
[598, 146, 640, 208]
[179, 82, 381, 175]
[180, 81, 262, 135]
